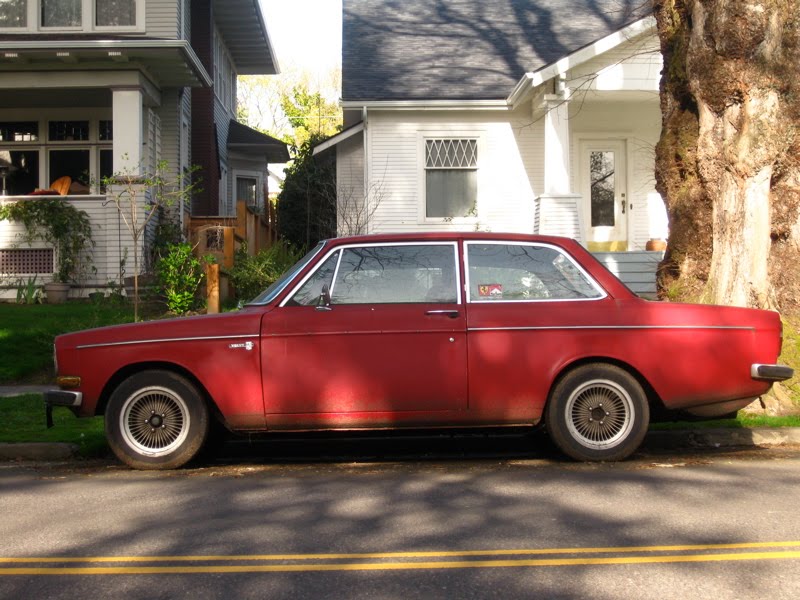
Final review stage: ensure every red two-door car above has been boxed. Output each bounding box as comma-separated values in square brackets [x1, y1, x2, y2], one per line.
[47, 233, 792, 469]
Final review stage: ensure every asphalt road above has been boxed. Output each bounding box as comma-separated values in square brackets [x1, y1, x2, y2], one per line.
[2, 438, 800, 599]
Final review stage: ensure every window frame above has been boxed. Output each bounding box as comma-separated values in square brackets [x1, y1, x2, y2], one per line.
[280, 241, 463, 308]
[418, 132, 483, 225]
[0, 111, 112, 196]
[0, 0, 144, 33]
[463, 240, 607, 304]
[233, 169, 263, 213]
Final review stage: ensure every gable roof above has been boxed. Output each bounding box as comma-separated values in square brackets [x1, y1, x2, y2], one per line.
[343, 0, 650, 102]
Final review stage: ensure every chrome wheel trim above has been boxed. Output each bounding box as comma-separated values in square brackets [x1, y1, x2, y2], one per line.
[119, 386, 190, 457]
[564, 379, 635, 450]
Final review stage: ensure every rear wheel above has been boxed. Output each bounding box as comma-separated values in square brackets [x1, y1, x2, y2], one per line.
[105, 370, 209, 470]
[546, 363, 649, 461]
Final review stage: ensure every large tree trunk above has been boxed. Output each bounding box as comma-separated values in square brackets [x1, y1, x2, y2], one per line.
[653, 0, 800, 313]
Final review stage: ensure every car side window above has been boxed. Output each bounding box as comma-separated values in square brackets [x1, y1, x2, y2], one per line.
[286, 251, 340, 306]
[331, 244, 458, 304]
[467, 243, 602, 301]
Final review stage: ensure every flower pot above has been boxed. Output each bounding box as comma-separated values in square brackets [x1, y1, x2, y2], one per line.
[44, 282, 71, 304]
[645, 239, 667, 252]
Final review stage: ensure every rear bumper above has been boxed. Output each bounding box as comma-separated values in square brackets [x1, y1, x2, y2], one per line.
[751, 364, 794, 382]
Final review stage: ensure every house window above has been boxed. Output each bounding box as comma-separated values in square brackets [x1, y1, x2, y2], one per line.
[0, 0, 26, 28]
[424, 138, 478, 219]
[236, 176, 258, 210]
[0, 117, 111, 195]
[0, 122, 39, 142]
[96, 0, 135, 27]
[213, 27, 236, 114]
[99, 120, 113, 142]
[1, 0, 143, 31]
[1, 150, 39, 195]
[48, 120, 89, 142]
[42, 0, 81, 27]
[49, 149, 90, 189]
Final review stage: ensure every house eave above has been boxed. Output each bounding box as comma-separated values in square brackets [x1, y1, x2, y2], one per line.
[506, 16, 656, 108]
[212, 0, 280, 74]
[312, 122, 364, 156]
[0, 39, 213, 87]
[340, 99, 510, 111]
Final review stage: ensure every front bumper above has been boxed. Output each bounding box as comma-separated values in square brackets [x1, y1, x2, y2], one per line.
[751, 364, 794, 382]
[44, 390, 83, 428]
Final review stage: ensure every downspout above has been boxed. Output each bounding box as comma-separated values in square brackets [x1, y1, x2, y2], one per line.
[362, 106, 369, 234]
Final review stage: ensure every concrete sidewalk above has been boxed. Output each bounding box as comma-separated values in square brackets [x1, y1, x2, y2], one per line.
[2, 386, 800, 463]
[0, 385, 56, 397]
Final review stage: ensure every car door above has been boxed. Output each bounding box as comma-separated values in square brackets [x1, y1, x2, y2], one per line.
[261, 241, 467, 427]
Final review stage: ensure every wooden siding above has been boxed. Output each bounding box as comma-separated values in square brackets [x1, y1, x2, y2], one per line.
[366, 110, 539, 235]
[0, 197, 148, 298]
[593, 250, 663, 299]
[336, 133, 365, 233]
[569, 34, 662, 93]
[145, 0, 181, 39]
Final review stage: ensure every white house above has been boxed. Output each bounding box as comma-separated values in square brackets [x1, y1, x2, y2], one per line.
[0, 0, 288, 298]
[318, 0, 668, 256]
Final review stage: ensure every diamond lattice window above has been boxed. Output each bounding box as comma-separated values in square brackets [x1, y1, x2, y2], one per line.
[425, 139, 478, 169]
[424, 138, 478, 219]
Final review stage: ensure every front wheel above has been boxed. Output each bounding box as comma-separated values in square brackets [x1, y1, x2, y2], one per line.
[105, 370, 209, 470]
[545, 364, 649, 462]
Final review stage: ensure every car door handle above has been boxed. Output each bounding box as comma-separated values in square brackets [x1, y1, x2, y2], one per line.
[425, 309, 460, 319]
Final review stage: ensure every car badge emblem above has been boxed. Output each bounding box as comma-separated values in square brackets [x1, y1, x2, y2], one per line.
[228, 341, 254, 351]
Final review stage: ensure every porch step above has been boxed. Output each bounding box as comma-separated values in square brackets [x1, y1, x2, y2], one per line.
[592, 251, 664, 300]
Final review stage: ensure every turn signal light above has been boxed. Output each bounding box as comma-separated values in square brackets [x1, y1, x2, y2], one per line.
[56, 376, 81, 389]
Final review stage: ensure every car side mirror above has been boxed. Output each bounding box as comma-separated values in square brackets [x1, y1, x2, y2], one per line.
[316, 284, 332, 311]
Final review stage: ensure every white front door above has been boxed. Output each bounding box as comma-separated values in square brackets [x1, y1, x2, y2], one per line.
[580, 140, 628, 251]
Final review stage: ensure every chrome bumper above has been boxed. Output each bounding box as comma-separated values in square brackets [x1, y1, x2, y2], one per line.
[751, 364, 794, 382]
[44, 390, 83, 428]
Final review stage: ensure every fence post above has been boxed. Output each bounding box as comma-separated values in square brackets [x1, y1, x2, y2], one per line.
[206, 262, 220, 314]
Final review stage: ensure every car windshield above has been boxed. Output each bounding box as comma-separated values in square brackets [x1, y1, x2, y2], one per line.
[246, 241, 326, 305]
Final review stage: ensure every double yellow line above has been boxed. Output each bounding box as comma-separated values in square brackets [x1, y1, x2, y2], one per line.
[2, 541, 800, 575]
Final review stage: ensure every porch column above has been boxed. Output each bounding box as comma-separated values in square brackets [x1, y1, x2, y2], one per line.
[543, 93, 571, 194]
[111, 88, 144, 176]
[535, 91, 585, 243]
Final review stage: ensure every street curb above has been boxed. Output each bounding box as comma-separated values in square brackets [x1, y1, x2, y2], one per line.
[644, 427, 800, 449]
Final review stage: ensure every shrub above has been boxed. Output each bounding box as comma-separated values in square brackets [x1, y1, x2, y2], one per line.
[156, 243, 205, 315]
[229, 241, 304, 303]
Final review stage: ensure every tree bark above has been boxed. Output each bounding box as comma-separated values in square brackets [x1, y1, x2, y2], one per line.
[653, 0, 800, 312]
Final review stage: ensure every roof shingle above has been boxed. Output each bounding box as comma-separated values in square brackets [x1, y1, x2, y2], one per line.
[343, 0, 650, 101]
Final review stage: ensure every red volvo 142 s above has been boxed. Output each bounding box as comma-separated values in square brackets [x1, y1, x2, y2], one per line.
[47, 233, 792, 469]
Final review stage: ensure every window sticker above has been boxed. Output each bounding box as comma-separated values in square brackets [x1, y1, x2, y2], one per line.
[478, 284, 503, 298]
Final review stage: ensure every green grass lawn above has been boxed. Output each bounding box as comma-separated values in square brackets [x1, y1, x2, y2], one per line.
[650, 413, 800, 430]
[0, 302, 149, 384]
[0, 394, 107, 457]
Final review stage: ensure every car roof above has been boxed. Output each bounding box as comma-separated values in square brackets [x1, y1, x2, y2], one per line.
[324, 232, 579, 246]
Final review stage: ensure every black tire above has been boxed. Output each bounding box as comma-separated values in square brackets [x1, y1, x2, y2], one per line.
[545, 363, 649, 462]
[105, 370, 209, 470]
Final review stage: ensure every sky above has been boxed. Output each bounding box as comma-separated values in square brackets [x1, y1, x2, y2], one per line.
[259, 0, 343, 76]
